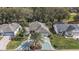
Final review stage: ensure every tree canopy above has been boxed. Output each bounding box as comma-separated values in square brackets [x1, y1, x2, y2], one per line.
[0, 7, 75, 32]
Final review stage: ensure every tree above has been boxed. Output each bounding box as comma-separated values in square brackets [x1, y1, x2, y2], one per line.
[31, 7, 46, 22]
[0, 7, 33, 25]
[31, 7, 69, 31]
[46, 8, 69, 22]
[0, 7, 70, 32]
[74, 14, 79, 20]
[30, 31, 44, 50]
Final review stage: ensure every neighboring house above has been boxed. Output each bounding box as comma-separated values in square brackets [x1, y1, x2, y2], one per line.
[53, 24, 79, 39]
[29, 21, 51, 37]
[0, 23, 22, 37]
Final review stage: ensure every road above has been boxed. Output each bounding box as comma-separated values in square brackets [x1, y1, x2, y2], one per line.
[0, 36, 11, 50]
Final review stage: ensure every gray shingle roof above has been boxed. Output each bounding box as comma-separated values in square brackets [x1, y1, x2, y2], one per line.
[29, 21, 51, 34]
[9, 23, 20, 32]
[0, 23, 20, 33]
[53, 24, 79, 34]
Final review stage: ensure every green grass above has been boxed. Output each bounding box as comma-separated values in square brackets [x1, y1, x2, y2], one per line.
[7, 39, 22, 50]
[0, 36, 3, 40]
[50, 34, 79, 49]
[67, 13, 77, 22]
[68, 15, 74, 21]
[7, 35, 28, 50]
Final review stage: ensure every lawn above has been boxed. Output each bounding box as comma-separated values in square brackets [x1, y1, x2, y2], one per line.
[7, 38, 22, 50]
[50, 34, 79, 49]
[7, 35, 28, 50]
[0, 36, 3, 40]
[6, 30, 29, 50]
[67, 13, 77, 22]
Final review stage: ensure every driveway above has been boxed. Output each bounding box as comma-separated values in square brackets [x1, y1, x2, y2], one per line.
[0, 36, 11, 50]
[16, 35, 55, 51]
[41, 37, 55, 50]
[16, 34, 31, 50]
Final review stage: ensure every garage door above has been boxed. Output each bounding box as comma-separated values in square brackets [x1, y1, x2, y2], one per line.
[3, 32, 14, 36]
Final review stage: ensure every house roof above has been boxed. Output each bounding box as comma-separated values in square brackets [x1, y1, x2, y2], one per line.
[66, 25, 75, 31]
[29, 21, 51, 34]
[0, 23, 21, 33]
[53, 24, 68, 33]
[53, 24, 79, 34]
[9, 23, 20, 32]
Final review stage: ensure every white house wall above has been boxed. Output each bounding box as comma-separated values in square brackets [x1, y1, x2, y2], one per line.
[14, 26, 22, 36]
[53, 25, 59, 34]
[73, 35, 79, 39]
[65, 34, 79, 40]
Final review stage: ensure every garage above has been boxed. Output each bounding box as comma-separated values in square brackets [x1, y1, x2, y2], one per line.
[3, 32, 14, 36]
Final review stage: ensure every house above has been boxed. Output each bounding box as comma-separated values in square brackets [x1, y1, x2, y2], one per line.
[53, 24, 79, 40]
[0, 23, 22, 37]
[29, 21, 51, 37]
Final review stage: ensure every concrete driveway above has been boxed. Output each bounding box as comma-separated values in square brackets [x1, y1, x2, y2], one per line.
[0, 36, 11, 50]
[16, 35, 55, 51]
[41, 37, 55, 50]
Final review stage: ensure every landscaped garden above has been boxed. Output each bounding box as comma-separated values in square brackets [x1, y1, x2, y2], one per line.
[50, 33, 79, 49]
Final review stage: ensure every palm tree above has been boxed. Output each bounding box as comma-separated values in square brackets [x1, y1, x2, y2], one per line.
[30, 31, 44, 50]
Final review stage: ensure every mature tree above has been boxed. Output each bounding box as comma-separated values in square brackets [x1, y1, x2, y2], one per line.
[31, 7, 69, 29]
[74, 14, 79, 20]
[46, 8, 69, 22]
[31, 7, 46, 22]
[0, 7, 70, 30]
[30, 32, 44, 50]
[0, 7, 33, 25]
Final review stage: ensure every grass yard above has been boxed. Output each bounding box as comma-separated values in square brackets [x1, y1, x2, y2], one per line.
[7, 39, 22, 50]
[0, 36, 3, 40]
[50, 34, 79, 49]
[7, 35, 29, 50]
[66, 13, 77, 23]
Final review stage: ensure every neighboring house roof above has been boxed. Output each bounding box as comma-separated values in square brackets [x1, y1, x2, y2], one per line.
[53, 24, 68, 33]
[29, 21, 51, 35]
[53, 24, 79, 34]
[0, 23, 21, 33]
